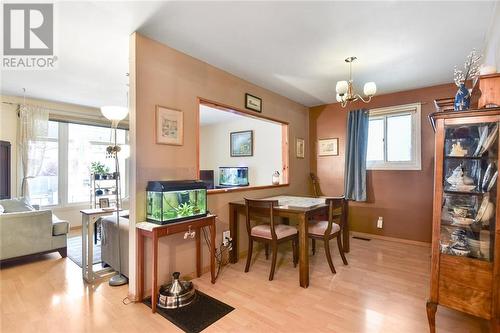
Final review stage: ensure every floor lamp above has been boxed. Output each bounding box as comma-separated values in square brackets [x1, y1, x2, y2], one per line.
[101, 105, 128, 286]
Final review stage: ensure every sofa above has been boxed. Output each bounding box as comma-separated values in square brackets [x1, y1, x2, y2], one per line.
[100, 214, 129, 277]
[0, 198, 69, 263]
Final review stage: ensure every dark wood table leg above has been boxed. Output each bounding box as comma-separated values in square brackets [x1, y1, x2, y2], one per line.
[298, 213, 309, 288]
[229, 204, 239, 263]
[196, 227, 201, 278]
[210, 218, 216, 283]
[151, 231, 158, 313]
[426, 301, 437, 333]
[343, 200, 350, 253]
[137, 230, 144, 302]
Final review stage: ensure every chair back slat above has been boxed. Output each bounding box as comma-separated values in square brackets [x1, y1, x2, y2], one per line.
[325, 197, 346, 235]
[245, 198, 279, 240]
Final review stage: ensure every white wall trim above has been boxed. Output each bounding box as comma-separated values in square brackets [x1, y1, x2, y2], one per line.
[367, 102, 422, 171]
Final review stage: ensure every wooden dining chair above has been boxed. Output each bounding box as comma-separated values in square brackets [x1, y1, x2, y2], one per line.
[309, 197, 348, 274]
[309, 173, 324, 197]
[244, 198, 298, 281]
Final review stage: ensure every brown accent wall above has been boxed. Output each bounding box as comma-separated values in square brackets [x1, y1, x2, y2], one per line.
[309, 83, 458, 243]
[129, 33, 310, 295]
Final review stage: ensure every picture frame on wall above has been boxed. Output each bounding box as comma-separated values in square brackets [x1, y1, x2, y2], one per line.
[99, 198, 109, 208]
[245, 93, 262, 113]
[156, 105, 183, 145]
[296, 138, 305, 158]
[230, 130, 253, 157]
[318, 138, 339, 156]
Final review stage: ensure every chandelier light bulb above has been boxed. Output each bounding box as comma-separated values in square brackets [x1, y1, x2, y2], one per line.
[336, 94, 343, 103]
[336, 80, 348, 95]
[363, 82, 377, 96]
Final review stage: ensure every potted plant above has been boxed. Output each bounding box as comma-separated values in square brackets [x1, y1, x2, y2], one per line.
[90, 161, 110, 180]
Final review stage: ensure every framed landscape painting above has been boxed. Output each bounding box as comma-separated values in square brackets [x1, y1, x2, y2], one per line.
[230, 130, 253, 157]
[318, 138, 339, 156]
[156, 105, 183, 145]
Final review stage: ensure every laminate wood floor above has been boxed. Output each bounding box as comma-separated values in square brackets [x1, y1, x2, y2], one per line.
[0, 237, 488, 333]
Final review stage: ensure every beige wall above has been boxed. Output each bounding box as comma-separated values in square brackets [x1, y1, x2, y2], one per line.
[129, 33, 309, 296]
[200, 116, 283, 186]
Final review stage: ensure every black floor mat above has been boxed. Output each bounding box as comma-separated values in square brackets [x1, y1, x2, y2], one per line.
[143, 291, 234, 333]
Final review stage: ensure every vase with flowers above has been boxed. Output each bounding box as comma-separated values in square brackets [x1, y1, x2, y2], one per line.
[453, 49, 482, 111]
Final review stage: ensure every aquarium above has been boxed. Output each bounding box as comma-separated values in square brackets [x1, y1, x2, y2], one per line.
[219, 167, 249, 187]
[146, 180, 207, 225]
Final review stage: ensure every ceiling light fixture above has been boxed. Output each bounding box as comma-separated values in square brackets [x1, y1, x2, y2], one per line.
[335, 56, 376, 108]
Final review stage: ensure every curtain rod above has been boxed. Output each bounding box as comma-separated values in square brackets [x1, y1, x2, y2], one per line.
[2, 100, 86, 115]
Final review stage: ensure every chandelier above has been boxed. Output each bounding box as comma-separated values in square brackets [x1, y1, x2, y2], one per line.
[335, 56, 376, 108]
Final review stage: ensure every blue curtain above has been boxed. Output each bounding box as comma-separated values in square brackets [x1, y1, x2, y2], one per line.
[344, 109, 369, 201]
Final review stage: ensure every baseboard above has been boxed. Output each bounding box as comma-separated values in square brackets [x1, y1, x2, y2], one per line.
[350, 231, 431, 247]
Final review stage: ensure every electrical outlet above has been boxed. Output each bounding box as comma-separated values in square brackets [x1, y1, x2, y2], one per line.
[222, 230, 231, 246]
[377, 217, 383, 229]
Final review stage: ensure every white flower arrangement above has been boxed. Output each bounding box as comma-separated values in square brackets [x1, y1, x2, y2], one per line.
[454, 49, 482, 87]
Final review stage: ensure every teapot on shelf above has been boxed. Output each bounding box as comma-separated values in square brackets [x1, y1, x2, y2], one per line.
[446, 164, 475, 192]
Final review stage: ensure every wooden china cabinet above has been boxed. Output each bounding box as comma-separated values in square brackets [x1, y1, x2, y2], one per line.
[427, 107, 500, 332]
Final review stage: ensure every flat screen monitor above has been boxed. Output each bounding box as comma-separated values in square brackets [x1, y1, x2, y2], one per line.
[219, 167, 249, 187]
[199, 170, 215, 189]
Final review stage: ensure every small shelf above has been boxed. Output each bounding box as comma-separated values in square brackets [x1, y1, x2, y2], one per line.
[443, 189, 486, 196]
[95, 194, 117, 198]
[440, 220, 491, 230]
[444, 155, 495, 160]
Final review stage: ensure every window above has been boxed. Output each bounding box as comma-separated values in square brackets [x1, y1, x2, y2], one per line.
[31, 120, 129, 207]
[198, 102, 288, 192]
[366, 103, 421, 170]
[29, 122, 59, 206]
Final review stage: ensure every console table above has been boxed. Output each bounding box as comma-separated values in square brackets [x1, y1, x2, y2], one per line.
[80, 208, 128, 283]
[136, 214, 216, 313]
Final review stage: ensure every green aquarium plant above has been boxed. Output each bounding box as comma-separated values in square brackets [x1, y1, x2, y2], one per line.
[174, 202, 195, 217]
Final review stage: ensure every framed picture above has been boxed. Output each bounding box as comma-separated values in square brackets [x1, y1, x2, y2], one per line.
[99, 198, 109, 208]
[156, 105, 183, 145]
[230, 130, 253, 157]
[245, 93, 262, 113]
[318, 138, 339, 156]
[296, 138, 305, 158]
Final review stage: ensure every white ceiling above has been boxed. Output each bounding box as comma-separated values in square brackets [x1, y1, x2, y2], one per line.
[1, 1, 498, 108]
[199, 104, 246, 126]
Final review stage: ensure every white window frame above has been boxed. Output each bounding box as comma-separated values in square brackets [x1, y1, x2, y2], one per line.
[366, 103, 422, 171]
[33, 121, 129, 209]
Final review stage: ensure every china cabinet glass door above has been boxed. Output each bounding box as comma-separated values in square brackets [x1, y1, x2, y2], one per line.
[440, 121, 498, 262]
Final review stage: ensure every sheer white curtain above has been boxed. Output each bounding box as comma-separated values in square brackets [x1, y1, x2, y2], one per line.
[18, 104, 49, 199]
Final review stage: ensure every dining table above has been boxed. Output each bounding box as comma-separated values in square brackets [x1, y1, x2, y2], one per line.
[228, 195, 349, 288]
